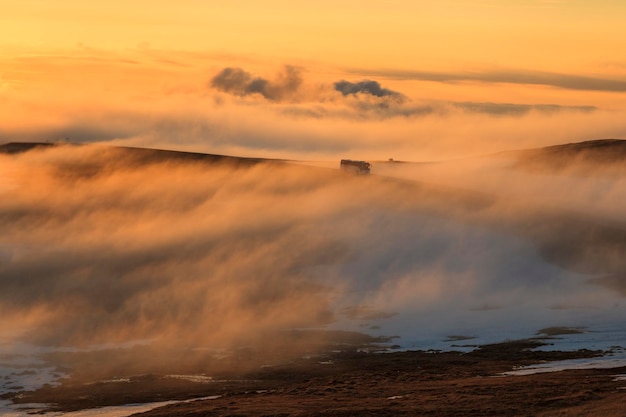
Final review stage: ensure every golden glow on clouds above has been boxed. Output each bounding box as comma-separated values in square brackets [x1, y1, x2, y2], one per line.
[0, 1, 625, 159]
[1, 1, 626, 364]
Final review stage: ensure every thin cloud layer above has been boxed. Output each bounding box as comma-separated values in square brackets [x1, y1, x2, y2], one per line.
[453, 102, 598, 116]
[350, 68, 626, 92]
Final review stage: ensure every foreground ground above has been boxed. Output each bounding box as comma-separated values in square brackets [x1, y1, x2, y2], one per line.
[4, 340, 626, 416]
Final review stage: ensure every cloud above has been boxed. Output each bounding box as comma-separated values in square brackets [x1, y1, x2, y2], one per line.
[453, 102, 598, 116]
[210, 67, 424, 119]
[208, 65, 600, 121]
[348, 68, 626, 92]
[273, 99, 596, 122]
[209, 66, 411, 114]
[1, 49, 625, 162]
[334, 79, 404, 99]
[276, 100, 434, 121]
[210, 65, 303, 101]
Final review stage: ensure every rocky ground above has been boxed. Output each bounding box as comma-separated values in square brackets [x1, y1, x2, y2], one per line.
[4, 340, 626, 416]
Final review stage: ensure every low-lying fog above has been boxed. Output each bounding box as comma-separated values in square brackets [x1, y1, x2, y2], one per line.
[1, 143, 625, 385]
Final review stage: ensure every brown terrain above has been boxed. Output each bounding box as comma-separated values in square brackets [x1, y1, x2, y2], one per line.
[3, 338, 626, 416]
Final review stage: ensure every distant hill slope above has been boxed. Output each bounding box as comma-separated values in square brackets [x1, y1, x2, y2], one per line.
[0, 142, 278, 167]
[3, 139, 624, 168]
[512, 139, 626, 172]
[0, 142, 57, 154]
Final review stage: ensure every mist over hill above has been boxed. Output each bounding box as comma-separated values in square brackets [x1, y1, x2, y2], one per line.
[3, 2, 626, 413]
[0, 139, 625, 383]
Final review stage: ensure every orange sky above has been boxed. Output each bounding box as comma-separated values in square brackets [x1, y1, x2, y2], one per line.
[2, 1, 625, 70]
[1, 1, 625, 159]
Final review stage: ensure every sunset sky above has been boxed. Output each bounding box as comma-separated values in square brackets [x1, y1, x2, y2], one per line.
[3, 0, 626, 382]
[1, 0, 625, 159]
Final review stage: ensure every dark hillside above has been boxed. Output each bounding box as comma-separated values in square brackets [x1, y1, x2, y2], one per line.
[0, 142, 58, 154]
[512, 139, 626, 172]
[0, 142, 274, 167]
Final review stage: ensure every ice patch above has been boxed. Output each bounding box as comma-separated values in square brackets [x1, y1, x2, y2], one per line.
[165, 374, 213, 383]
[503, 349, 626, 376]
[85, 378, 131, 385]
[0, 395, 223, 417]
[0, 336, 159, 416]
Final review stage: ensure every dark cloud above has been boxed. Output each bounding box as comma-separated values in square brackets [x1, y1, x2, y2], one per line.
[347, 68, 626, 93]
[210, 65, 303, 101]
[334, 79, 404, 99]
[211, 67, 252, 93]
[454, 102, 598, 116]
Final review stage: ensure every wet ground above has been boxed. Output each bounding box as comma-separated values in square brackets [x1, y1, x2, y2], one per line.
[3, 340, 626, 416]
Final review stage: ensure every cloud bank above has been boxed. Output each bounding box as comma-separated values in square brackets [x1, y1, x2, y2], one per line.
[1, 51, 624, 162]
[454, 102, 597, 116]
[1, 145, 625, 358]
[349, 68, 626, 93]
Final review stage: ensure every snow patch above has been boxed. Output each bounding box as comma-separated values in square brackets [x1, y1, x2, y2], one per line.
[503, 353, 626, 376]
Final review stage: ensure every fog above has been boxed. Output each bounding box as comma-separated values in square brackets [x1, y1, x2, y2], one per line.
[1, 54, 626, 386]
[1, 144, 625, 380]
